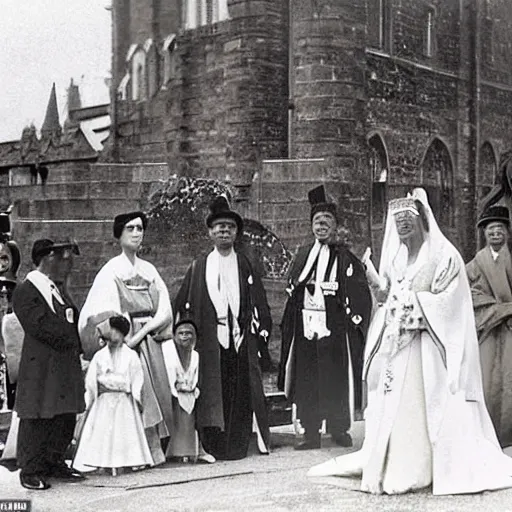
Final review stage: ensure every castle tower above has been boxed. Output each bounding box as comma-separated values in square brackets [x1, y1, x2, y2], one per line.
[291, 0, 369, 244]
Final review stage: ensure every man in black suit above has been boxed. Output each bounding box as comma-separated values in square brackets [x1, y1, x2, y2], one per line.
[13, 239, 85, 490]
[279, 186, 372, 450]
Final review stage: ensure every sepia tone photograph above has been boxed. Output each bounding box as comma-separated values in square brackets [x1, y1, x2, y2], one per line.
[1, 0, 512, 510]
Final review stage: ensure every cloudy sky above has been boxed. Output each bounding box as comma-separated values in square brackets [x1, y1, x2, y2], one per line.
[0, 0, 111, 141]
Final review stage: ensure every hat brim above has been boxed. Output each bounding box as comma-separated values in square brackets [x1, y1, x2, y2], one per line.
[206, 211, 244, 233]
[477, 217, 510, 228]
[50, 242, 80, 256]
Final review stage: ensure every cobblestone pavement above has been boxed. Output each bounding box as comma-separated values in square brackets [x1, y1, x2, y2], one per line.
[1, 423, 512, 511]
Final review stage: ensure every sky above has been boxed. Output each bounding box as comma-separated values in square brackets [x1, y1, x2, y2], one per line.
[0, 0, 111, 142]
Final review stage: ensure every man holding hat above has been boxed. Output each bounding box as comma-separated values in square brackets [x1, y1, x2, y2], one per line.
[467, 205, 512, 447]
[279, 185, 371, 450]
[12, 239, 84, 490]
[174, 195, 272, 460]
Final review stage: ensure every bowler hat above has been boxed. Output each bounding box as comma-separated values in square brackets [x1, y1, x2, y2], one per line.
[206, 196, 243, 233]
[477, 205, 510, 228]
[113, 211, 148, 239]
[31, 238, 80, 265]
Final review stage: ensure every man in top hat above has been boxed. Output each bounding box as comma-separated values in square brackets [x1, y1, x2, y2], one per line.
[466, 205, 512, 447]
[174, 195, 272, 460]
[278, 185, 372, 450]
[12, 239, 84, 490]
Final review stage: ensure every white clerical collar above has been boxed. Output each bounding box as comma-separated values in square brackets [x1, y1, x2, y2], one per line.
[489, 246, 500, 261]
[213, 247, 236, 260]
[25, 270, 65, 313]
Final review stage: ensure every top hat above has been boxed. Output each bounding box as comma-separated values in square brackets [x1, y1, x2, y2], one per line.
[31, 238, 80, 265]
[308, 185, 337, 221]
[113, 211, 148, 239]
[477, 205, 510, 228]
[206, 195, 243, 233]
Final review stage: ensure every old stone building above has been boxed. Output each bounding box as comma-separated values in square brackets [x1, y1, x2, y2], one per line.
[106, 0, 512, 261]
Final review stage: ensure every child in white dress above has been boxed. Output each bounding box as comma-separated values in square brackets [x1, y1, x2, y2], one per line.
[73, 316, 153, 474]
[162, 317, 215, 463]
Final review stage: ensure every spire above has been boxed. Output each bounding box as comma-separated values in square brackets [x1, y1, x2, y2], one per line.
[67, 79, 82, 116]
[41, 83, 61, 134]
[65, 78, 82, 128]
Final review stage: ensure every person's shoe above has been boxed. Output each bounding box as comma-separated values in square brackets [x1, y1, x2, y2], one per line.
[295, 434, 321, 451]
[50, 464, 85, 481]
[197, 453, 216, 464]
[20, 473, 51, 490]
[332, 432, 353, 447]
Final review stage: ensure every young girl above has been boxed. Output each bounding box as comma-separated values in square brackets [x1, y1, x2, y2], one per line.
[73, 315, 154, 474]
[162, 317, 215, 463]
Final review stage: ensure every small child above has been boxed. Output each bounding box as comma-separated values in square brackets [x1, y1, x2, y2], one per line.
[73, 315, 153, 474]
[162, 317, 215, 463]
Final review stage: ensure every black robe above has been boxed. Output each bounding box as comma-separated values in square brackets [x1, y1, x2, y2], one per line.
[174, 250, 272, 460]
[278, 242, 371, 432]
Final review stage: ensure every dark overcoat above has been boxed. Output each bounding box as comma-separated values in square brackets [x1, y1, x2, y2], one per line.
[12, 280, 85, 419]
[174, 251, 272, 447]
[278, 242, 372, 417]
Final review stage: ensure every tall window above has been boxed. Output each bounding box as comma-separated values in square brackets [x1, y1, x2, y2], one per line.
[421, 139, 454, 228]
[161, 34, 177, 87]
[478, 142, 498, 204]
[131, 48, 147, 101]
[146, 40, 159, 98]
[368, 0, 391, 52]
[368, 134, 389, 260]
[424, 7, 436, 58]
[482, 1, 494, 66]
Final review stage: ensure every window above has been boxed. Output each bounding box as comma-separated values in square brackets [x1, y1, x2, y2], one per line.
[131, 47, 147, 101]
[421, 139, 454, 228]
[145, 40, 159, 98]
[368, 0, 391, 52]
[482, 1, 494, 66]
[478, 142, 498, 204]
[424, 7, 436, 58]
[368, 134, 389, 261]
[182, 0, 229, 29]
[161, 34, 177, 87]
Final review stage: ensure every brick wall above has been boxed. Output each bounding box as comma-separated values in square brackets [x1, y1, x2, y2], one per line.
[165, 0, 289, 187]
[112, 0, 289, 191]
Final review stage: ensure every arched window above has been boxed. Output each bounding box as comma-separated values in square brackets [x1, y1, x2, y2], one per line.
[421, 138, 454, 228]
[131, 47, 146, 101]
[145, 40, 159, 98]
[368, 134, 389, 260]
[161, 34, 177, 88]
[478, 141, 497, 204]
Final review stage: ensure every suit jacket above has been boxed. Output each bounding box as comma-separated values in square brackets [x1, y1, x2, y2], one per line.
[13, 279, 85, 419]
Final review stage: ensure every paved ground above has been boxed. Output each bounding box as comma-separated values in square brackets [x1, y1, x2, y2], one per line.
[2, 422, 512, 511]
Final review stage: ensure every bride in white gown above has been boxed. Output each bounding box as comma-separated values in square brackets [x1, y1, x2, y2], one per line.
[308, 188, 512, 495]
